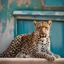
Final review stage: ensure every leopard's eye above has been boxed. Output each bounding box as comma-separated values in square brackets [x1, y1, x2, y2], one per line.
[37, 26, 41, 29]
[45, 27, 48, 30]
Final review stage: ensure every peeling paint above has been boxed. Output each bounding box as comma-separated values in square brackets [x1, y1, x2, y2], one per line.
[8, 0, 31, 8]
[7, 12, 12, 16]
[8, 0, 15, 8]
[34, 6, 38, 9]
[0, 0, 3, 11]
[0, 22, 2, 33]
[1, 19, 5, 23]
[0, 17, 14, 53]
[26, 4, 29, 8]
[16, 0, 31, 7]
[1, 19, 6, 33]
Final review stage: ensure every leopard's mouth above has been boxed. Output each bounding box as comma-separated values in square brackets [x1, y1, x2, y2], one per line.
[40, 34, 46, 38]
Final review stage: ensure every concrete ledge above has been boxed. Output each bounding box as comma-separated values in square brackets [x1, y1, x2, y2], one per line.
[0, 58, 64, 64]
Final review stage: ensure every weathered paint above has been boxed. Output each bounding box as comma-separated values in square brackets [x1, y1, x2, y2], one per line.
[34, 6, 38, 10]
[8, 0, 14, 8]
[0, 17, 14, 53]
[13, 11, 64, 16]
[8, 0, 31, 8]
[16, 0, 31, 7]
[0, 0, 3, 11]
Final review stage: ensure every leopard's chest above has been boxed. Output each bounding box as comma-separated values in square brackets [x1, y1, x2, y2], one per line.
[36, 37, 50, 52]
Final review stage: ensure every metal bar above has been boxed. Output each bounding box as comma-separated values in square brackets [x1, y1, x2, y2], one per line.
[13, 11, 64, 16]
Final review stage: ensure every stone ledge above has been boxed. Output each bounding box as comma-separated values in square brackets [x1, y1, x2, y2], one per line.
[0, 58, 64, 64]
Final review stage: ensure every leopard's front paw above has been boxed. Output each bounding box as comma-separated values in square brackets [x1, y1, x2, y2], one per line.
[47, 56, 56, 62]
[54, 54, 61, 58]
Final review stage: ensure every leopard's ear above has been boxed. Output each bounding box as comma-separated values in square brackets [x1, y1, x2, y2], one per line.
[33, 20, 37, 25]
[47, 20, 52, 25]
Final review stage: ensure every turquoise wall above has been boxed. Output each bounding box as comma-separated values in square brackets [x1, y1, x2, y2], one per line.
[0, 0, 64, 57]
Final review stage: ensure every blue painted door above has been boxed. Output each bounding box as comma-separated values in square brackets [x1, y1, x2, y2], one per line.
[17, 20, 35, 35]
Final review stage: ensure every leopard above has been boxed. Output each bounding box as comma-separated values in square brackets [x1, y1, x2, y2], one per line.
[0, 20, 60, 61]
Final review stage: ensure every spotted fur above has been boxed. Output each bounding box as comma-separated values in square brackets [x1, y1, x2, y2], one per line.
[0, 20, 60, 61]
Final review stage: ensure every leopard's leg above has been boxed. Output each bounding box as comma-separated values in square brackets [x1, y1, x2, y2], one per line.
[46, 50, 60, 58]
[32, 51, 56, 61]
[54, 54, 61, 58]
[46, 50, 54, 55]
[16, 52, 31, 58]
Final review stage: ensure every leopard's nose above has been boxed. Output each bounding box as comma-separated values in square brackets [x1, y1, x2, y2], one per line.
[42, 28, 45, 33]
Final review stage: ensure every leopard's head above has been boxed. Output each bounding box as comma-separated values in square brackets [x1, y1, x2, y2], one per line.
[34, 20, 52, 37]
